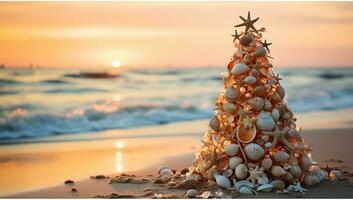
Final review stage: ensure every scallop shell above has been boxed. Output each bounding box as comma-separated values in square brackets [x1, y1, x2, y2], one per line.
[235, 164, 248, 179]
[300, 155, 312, 171]
[264, 99, 272, 111]
[214, 174, 231, 190]
[244, 76, 257, 85]
[229, 156, 243, 169]
[289, 165, 302, 178]
[240, 34, 253, 46]
[244, 143, 265, 161]
[223, 103, 237, 114]
[256, 111, 275, 131]
[236, 124, 256, 143]
[278, 85, 285, 99]
[225, 143, 240, 156]
[209, 115, 220, 131]
[261, 156, 273, 170]
[271, 166, 287, 177]
[269, 180, 285, 191]
[186, 189, 198, 198]
[252, 86, 266, 97]
[225, 86, 238, 103]
[304, 174, 320, 186]
[252, 46, 267, 57]
[231, 63, 250, 75]
[248, 97, 264, 111]
[271, 109, 280, 121]
[273, 151, 290, 163]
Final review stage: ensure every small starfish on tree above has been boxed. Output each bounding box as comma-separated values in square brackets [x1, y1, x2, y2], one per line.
[234, 11, 259, 34]
[270, 71, 282, 84]
[231, 30, 241, 42]
[246, 165, 265, 184]
[260, 40, 272, 52]
[262, 125, 294, 150]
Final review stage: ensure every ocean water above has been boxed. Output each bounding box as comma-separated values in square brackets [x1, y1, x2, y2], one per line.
[0, 67, 353, 140]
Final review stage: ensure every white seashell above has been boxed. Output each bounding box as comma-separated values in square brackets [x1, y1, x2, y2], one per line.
[209, 115, 220, 131]
[304, 174, 320, 186]
[229, 156, 243, 169]
[225, 86, 238, 103]
[239, 187, 253, 194]
[289, 165, 302, 178]
[256, 184, 273, 192]
[244, 76, 257, 84]
[214, 174, 231, 190]
[273, 151, 290, 163]
[244, 143, 265, 161]
[257, 175, 269, 185]
[225, 143, 240, 156]
[200, 191, 212, 199]
[278, 85, 285, 99]
[248, 97, 264, 111]
[264, 99, 272, 111]
[160, 168, 173, 176]
[300, 155, 312, 171]
[252, 46, 267, 57]
[158, 166, 169, 174]
[231, 63, 250, 75]
[186, 189, 198, 198]
[271, 109, 280, 121]
[264, 142, 272, 149]
[223, 103, 237, 114]
[271, 166, 287, 177]
[235, 180, 254, 191]
[261, 156, 272, 170]
[223, 169, 233, 177]
[236, 124, 256, 143]
[235, 164, 248, 179]
[256, 111, 275, 131]
[270, 180, 285, 190]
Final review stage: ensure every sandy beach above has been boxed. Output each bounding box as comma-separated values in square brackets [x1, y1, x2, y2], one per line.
[0, 108, 352, 198]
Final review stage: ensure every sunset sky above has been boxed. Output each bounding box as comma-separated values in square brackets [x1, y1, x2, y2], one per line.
[0, 2, 353, 69]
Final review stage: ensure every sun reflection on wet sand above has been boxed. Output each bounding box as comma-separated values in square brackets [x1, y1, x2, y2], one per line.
[115, 141, 125, 173]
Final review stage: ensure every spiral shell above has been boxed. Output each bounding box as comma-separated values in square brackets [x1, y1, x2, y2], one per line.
[248, 97, 264, 111]
[225, 86, 238, 103]
[273, 151, 290, 163]
[225, 143, 240, 156]
[231, 63, 250, 75]
[261, 156, 273, 170]
[256, 111, 275, 131]
[300, 155, 312, 171]
[235, 164, 248, 179]
[244, 143, 265, 161]
[271, 166, 286, 177]
[209, 115, 220, 131]
[289, 165, 302, 178]
[229, 156, 243, 169]
[304, 174, 320, 186]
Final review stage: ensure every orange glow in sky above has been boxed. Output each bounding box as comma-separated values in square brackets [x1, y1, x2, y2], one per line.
[0, 2, 353, 68]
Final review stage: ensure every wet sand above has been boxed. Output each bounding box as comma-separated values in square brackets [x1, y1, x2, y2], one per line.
[1, 109, 353, 198]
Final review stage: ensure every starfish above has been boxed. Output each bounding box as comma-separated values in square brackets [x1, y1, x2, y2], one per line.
[246, 165, 265, 184]
[231, 30, 241, 42]
[260, 40, 272, 52]
[270, 71, 282, 84]
[287, 182, 307, 193]
[262, 126, 294, 150]
[234, 11, 259, 34]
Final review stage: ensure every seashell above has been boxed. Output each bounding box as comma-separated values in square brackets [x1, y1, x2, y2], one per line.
[304, 174, 320, 186]
[244, 143, 265, 161]
[239, 187, 255, 194]
[261, 156, 272, 170]
[257, 175, 269, 185]
[223, 103, 237, 114]
[256, 111, 275, 131]
[270, 180, 285, 191]
[289, 157, 299, 166]
[256, 184, 273, 192]
[239, 33, 253, 46]
[209, 115, 220, 131]
[300, 155, 312, 171]
[243, 54, 252, 64]
[225, 143, 240, 156]
[248, 97, 264, 111]
[271, 92, 281, 102]
[231, 63, 250, 75]
[236, 124, 256, 143]
[264, 142, 272, 149]
[244, 75, 257, 85]
[252, 86, 266, 97]
[200, 191, 212, 199]
[160, 168, 173, 176]
[252, 46, 267, 57]
[289, 165, 302, 178]
[271, 109, 280, 121]
[264, 99, 272, 111]
[261, 135, 269, 142]
[273, 151, 290, 163]
[235, 164, 248, 179]
[227, 60, 235, 71]
[158, 166, 170, 174]
[235, 180, 254, 191]
[225, 86, 238, 103]
[288, 129, 299, 138]
[223, 168, 233, 177]
[329, 170, 342, 180]
[186, 189, 198, 198]
[229, 156, 243, 169]
[278, 85, 285, 99]
[283, 172, 294, 184]
[214, 174, 231, 190]
[271, 166, 287, 177]
[250, 69, 259, 77]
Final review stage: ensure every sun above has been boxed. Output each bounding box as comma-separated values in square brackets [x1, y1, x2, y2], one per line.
[112, 59, 121, 68]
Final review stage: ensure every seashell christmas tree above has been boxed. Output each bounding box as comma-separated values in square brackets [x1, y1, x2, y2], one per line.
[187, 11, 321, 194]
